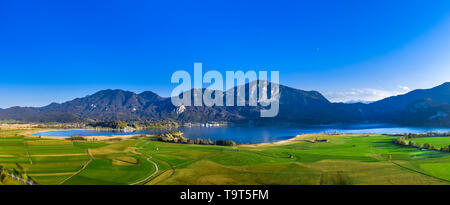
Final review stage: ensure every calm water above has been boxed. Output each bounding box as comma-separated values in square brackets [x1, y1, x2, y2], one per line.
[35, 124, 450, 144]
[36, 129, 150, 137]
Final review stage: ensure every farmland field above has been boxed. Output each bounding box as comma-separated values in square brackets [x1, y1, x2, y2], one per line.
[407, 137, 450, 149]
[1, 128, 450, 185]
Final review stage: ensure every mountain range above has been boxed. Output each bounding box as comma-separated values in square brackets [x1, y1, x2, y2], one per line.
[0, 82, 449, 127]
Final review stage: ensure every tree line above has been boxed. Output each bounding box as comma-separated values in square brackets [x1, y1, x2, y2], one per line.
[87, 120, 179, 130]
[152, 132, 236, 146]
[0, 166, 36, 185]
[394, 132, 450, 152]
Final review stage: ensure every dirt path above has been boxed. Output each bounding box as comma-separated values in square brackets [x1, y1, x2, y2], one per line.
[129, 153, 159, 185]
[8, 173, 36, 185]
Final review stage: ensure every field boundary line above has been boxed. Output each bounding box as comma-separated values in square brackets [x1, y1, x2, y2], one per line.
[29, 172, 75, 177]
[146, 169, 173, 185]
[390, 160, 450, 183]
[386, 142, 450, 183]
[30, 153, 87, 157]
[59, 149, 94, 185]
[23, 139, 33, 165]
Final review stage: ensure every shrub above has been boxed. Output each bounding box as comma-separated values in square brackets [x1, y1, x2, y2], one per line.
[215, 140, 237, 146]
[66, 136, 87, 141]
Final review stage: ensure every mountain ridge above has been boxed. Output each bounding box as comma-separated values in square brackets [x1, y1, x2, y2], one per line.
[0, 82, 448, 126]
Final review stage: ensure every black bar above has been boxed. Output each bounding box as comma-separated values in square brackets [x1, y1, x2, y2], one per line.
[1, 185, 449, 204]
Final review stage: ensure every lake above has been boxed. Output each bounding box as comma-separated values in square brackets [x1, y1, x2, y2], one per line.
[34, 124, 450, 144]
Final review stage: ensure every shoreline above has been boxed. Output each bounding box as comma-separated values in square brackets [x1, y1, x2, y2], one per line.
[36, 134, 147, 141]
[22, 125, 407, 145]
[24, 128, 150, 141]
[238, 133, 359, 147]
[27, 128, 358, 145]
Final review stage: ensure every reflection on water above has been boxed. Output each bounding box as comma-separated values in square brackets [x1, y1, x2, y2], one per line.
[35, 124, 450, 144]
[35, 129, 150, 137]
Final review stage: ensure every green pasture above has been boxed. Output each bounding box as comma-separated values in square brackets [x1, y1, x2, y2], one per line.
[0, 129, 449, 185]
[145, 134, 450, 185]
[408, 137, 450, 149]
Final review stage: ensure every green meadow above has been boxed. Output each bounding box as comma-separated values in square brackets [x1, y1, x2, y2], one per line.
[1, 128, 450, 185]
[407, 137, 450, 149]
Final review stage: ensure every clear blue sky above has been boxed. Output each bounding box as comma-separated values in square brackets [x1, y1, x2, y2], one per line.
[1, 0, 450, 108]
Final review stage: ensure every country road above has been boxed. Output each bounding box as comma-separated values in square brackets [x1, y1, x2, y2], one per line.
[129, 155, 159, 185]
[8, 173, 36, 185]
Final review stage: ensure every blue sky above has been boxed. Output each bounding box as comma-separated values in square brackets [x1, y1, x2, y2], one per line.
[1, 0, 450, 108]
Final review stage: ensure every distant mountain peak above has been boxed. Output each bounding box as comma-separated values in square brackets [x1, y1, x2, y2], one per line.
[92, 89, 134, 95]
[139, 91, 164, 102]
[0, 82, 449, 126]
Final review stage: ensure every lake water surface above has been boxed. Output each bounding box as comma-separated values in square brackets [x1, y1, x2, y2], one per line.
[35, 124, 450, 144]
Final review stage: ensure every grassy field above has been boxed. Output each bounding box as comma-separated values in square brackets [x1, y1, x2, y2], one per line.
[0, 128, 450, 185]
[407, 137, 450, 149]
